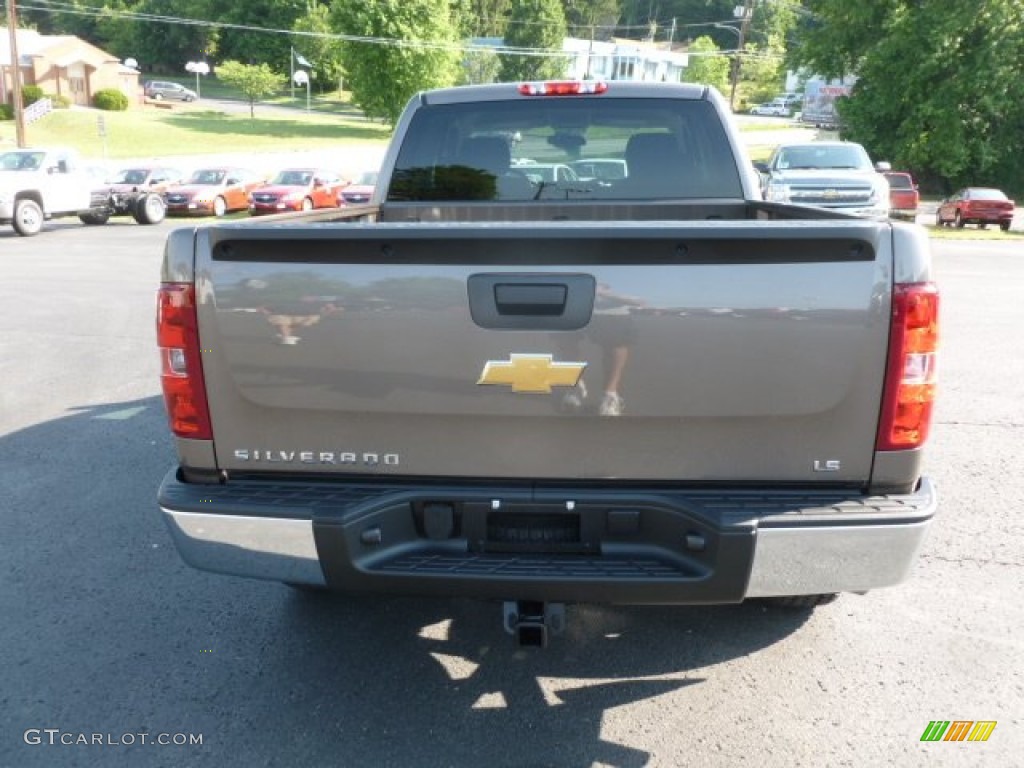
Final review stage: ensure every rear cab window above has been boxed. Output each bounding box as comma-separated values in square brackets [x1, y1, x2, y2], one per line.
[386, 97, 743, 203]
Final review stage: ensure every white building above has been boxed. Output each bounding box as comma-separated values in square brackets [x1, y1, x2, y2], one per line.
[562, 37, 689, 82]
[469, 36, 689, 83]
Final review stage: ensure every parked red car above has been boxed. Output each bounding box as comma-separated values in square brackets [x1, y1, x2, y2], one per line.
[936, 187, 1015, 231]
[248, 168, 348, 215]
[338, 171, 377, 205]
[165, 167, 264, 217]
[883, 171, 919, 221]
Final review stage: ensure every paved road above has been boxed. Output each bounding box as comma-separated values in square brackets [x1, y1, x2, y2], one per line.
[1, 219, 1021, 767]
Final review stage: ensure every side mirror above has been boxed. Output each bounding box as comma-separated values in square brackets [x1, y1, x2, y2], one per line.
[753, 161, 769, 174]
[875, 161, 892, 172]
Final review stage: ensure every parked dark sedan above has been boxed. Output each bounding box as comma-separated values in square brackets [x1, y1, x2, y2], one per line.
[936, 187, 1015, 230]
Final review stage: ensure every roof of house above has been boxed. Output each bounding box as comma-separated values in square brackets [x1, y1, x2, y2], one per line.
[1, 26, 124, 69]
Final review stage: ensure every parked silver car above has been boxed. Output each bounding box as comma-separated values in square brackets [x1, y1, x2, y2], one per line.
[144, 80, 197, 102]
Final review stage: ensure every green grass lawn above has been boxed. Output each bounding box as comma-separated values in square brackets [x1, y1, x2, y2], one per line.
[0, 102, 392, 160]
[924, 223, 1022, 240]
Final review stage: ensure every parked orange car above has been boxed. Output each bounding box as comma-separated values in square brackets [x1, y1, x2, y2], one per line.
[165, 167, 264, 217]
[248, 168, 348, 215]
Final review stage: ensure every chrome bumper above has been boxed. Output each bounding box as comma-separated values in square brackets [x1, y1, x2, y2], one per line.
[161, 508, 327, 586]
[160, 475, 936, 599]
[745, 517, 932, 597]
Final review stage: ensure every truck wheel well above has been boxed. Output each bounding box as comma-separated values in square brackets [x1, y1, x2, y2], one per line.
[15, 190, 45, 209]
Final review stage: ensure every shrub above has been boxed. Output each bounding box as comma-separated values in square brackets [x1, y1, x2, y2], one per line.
[93, 88, 129, 111]
[0, 103, 13, 120]
[21, 84, 45, 106]
[48, 93, 72, 109]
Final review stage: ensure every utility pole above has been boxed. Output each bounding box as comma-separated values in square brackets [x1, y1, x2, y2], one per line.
[5, 0, 27, 147]
[728, 0, 755, 112]
[585, 25, 594, 80]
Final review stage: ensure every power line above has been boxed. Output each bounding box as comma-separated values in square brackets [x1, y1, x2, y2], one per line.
[14, 0, 574, 57]
[16, 0, 755, 59]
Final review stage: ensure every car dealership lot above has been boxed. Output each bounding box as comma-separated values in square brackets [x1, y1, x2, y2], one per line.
[1, 222, 1021, 767]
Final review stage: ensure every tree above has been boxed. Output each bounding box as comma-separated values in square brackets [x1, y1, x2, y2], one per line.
[458, 49, 502, 84]
[98, 0, 220, 74]
[292, 1, 345, 94]
[499, 0, 568, 82]
[562, 0, 620, 40]
[217, 0, 306, 68]
[682, 36, 730, 94]
[332, 0, 461, 125]
[736, 42, 788, 108]
[215, 60, 284, 118]
[466, 0, 512, 37]
[791, 0, 1024, 194]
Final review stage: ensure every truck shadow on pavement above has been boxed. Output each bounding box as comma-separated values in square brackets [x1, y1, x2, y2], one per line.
[3, 396, 814, 768]
[273, 591, 813, 767]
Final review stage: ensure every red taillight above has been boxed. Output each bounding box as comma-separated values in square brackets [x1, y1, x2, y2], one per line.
[876, 283, 939, 451]
[157, 283, 212, 440]
[518, 81, 608, 96]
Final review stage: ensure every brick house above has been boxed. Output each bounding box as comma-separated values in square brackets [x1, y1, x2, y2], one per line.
[1, 27, 140, 108]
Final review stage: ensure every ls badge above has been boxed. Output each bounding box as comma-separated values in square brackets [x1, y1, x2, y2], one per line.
[477, 354, 586, 394]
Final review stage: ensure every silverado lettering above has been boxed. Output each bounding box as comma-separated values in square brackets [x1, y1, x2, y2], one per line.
[233, 449, 400, 466]
[157, 81, 939, 645]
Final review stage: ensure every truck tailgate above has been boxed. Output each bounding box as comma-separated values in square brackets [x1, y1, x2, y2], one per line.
[195, 220, 892, 485]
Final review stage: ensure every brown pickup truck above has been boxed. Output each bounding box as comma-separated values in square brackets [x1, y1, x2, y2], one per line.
[156, 81, 939, 645]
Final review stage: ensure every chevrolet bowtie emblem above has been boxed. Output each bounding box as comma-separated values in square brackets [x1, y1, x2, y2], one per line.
[477, 354, 586, 394]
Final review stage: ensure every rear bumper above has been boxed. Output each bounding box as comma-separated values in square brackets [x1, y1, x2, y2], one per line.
[158, 470, 936, 603]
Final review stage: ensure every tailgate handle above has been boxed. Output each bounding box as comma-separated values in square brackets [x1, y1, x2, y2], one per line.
[494, 283, 567, 316]
[468, 273, 595, 330]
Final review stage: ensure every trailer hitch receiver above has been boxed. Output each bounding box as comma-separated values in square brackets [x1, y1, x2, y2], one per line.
[503, 600, 566, 648]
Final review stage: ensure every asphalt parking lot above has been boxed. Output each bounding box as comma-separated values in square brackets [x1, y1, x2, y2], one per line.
[1, 220, 1021, 767]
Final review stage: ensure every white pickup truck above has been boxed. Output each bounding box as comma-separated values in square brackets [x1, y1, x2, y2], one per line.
[0, 146, 164, 236]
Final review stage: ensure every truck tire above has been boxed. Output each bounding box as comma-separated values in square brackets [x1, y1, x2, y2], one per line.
[79, 211, 111, 225]
[133, 193, 166, 225]
[213, 196, 227, 217]
[1000, 221, 1011, 231]
[12, 198, 44, 236]
[955, 211, 965, 228]
[301, 198, 314, 211]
